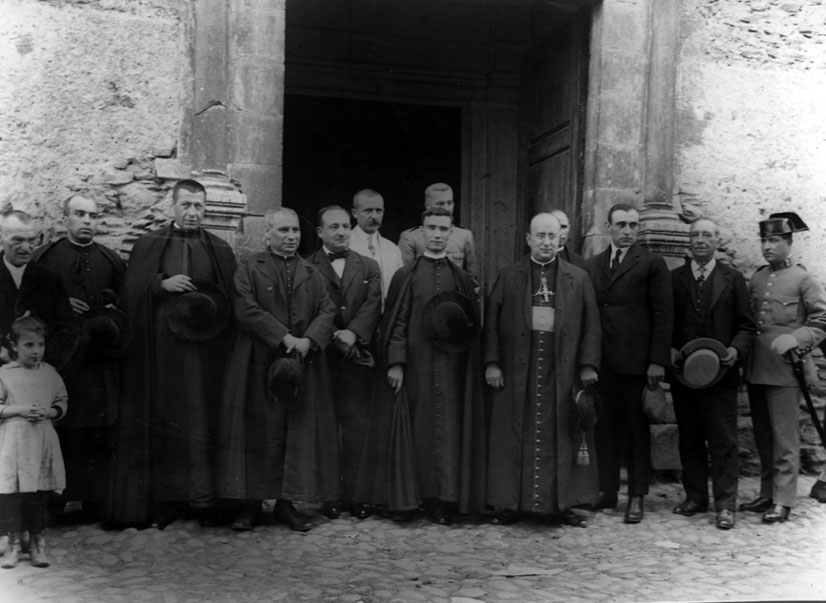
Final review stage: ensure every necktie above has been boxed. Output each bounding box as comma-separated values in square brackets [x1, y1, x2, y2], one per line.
[368, 234, 377, 256]
[328, 251, 348, 262]
[611, 249, 622, 273]
[697, 266, 706, 286]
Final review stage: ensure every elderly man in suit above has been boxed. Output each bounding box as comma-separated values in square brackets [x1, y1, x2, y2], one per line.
[586, 203, 673, 523]
[741, 212, 826, 523]
[668, 218, 754, 530]
[484, 212, 601, 527]
[398, 183, 476, 277]
[308, 205, 382, 520]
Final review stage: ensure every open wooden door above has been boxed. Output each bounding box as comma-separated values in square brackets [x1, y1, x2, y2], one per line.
[519, 10, 590, 254]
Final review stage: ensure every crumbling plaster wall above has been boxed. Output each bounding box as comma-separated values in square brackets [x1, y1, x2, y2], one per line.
[675, 0, 826, 282]
[0, 0, 191, 255]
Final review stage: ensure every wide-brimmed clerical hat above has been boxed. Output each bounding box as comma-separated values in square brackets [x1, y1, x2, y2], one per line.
[162, 282, 230, 342]
[422, 291, 478, 352]
[674, 337, 730, 389]
[759, 212, 809, 237]
[82, 305, 131, 359]
[267, 354, 304, 410]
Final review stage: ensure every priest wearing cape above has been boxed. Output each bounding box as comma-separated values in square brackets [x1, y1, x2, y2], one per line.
[106, 179, 236, 528]
[365, 206, 485, 525]
[484, 212, 601, 527]
[218, 207, 338, 532]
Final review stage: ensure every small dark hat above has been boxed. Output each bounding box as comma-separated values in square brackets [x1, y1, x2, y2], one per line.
[642, 385, 667, 423]
[162, 282, 230, 342]
[82, 305, 131, 359]
[674, 337, 730, 389]
[422, 291, 478, 352]
[267, 353, 304, 410]
[331, 338, 376, 368]
[571, 384, 600, 433]
[759, 212, 809, 237]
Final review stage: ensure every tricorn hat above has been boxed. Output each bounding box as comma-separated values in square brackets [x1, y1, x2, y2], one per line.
[267, 353, 304, 410]
[81, 305, 131, 359]
[162, 282, 230, 342]
[674, 337, 730, 389]
[422, 291, 478, 352]
[759, 212, 809, 237]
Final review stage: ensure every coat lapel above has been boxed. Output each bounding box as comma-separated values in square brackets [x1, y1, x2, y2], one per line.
[340, 251, 359, 291]
[596, 247, 611, 284]
[609, 244, 640, 286]
[310, 251, 340, 290]
[708, 263, 728, 311]
[518, 257, 532, 332]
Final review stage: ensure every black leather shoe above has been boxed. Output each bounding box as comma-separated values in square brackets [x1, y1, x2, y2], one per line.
[739, 496, 772, 513]
[231, 503, 261, 532]
[810, 480, 826, 503]
[491, 509, 522, 525]
[673, 499, 708, 516]
[429, 501, 453, 526]
[274, 500, 313, 532]
[321, 501, 342, 520]
[761, 504, 790, 523]
[195, 507, 222, 527]
[624, 496, 644, 524]
[716, 509, 735, 530]
[586, 491, 618, 511]
[350, 503, 373, 520]
[561, 508, 587, 528]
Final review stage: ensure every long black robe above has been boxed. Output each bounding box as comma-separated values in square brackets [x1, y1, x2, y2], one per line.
[106, 224, 236, 525]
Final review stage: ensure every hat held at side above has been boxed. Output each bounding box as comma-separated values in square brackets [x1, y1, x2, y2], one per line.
[674, 337, 730, 390]
[422, 291, 478, 352]
[161, 281, 230, 342]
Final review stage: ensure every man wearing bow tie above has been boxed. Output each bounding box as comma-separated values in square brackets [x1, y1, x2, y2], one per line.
[349, 189, 403, 303]
[308, 206, 382, 520]
[585, 203, 673, 524]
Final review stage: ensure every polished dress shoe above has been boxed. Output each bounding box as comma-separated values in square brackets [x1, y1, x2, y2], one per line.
[350, 503, 373, 520]
[321, 501, 342, 520]
[274, 500, 313, 532]
[761, 504, 790, 523]
[810, 479, 826, 503]
[561, 508, 587, 528]
[738, 496, 772, 513]
[429, 500, 453, 526]
[716, 509, 735, 530]
[491, 509, 522, 525]
[624, 496, 644, 524]
[673, 499, 708, 517]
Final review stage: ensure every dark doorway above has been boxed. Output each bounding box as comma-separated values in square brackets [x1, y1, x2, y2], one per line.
[282, 95, 462, 256]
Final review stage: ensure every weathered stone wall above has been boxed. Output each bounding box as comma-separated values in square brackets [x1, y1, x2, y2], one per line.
[676, 0, 826, 475]
[0, 0, 191, 255]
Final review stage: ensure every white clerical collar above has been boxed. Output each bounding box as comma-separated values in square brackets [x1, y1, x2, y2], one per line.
[68, 237, 94, 248]
[423, 251, 447, 259]
[271, 250, 296, 260]
[691, 258, 716, 279]
[3, 255, 27, 288]
[530, 256, 557, 267]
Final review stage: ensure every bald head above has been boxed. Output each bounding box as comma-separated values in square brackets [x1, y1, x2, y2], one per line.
[526, 213, 561, 263]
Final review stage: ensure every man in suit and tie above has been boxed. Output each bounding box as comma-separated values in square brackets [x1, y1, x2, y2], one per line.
[398, 183, 476, 277]
[348, 189, 403, 302]
[309, 206, 382, 520]
[586, 203, 674, 523]
[668, 218, 754, 530]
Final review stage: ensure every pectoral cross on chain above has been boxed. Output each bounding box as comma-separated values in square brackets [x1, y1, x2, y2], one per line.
[533, 272, 554, 303]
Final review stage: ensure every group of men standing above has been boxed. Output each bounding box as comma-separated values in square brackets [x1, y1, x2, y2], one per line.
[1, 178, 824, 535]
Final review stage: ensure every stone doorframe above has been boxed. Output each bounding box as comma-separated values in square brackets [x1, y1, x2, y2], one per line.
[181, 0, 688, 264]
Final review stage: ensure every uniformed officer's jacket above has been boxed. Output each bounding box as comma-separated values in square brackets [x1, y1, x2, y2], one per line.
[745, 261, 826, 386]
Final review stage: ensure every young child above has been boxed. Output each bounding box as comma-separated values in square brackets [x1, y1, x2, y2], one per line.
[0, 316, 68, 569]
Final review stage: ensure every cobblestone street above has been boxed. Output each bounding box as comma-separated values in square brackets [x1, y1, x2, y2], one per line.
[1, 476, 825, 603]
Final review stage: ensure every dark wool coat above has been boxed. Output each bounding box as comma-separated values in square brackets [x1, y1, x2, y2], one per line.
[217, 251, 338, 502]
[484, 256, 601, 512]
[0, 255, 79, 370]
[106, 224, 236, 525]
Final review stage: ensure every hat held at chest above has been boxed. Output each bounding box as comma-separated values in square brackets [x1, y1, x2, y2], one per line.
[162, 282, 229, 342]
[422, 291, 478, 352]
[675, 337, 730, 390]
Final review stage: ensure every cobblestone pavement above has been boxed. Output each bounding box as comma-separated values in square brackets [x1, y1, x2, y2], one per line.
[1, 476, 825, 603]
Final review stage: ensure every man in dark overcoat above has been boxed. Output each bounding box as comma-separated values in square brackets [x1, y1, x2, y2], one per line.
[0, 210, 78, 372]
[308, 205, 381, 520]
[742, 213, 826, 523]
[218, 207, 337, 532]
[379, 207, 485, 525]
[586, 203, 673, 523]
[484, 213, 601, 527]
[33, 195, 127, 520]
[106, 179, 236, 529]
[668, 218, 754, 530]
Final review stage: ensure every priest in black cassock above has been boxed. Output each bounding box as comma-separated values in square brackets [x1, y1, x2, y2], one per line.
[33, 195, 126, 520]
[484, 213, 601, 527]
[379, 206, 486, 525]
[106, 179, 236, 529]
